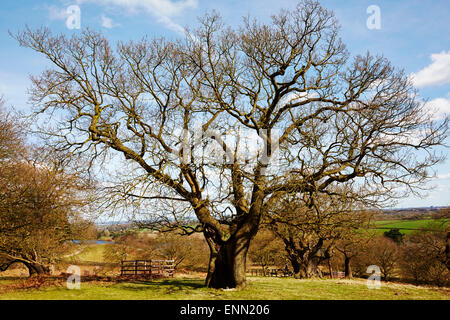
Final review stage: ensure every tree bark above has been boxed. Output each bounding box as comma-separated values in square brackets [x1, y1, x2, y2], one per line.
[299, 257, 323, 278]
[288, 254, 323, 278]
[0, 259, 50, 276]
[283, 241, 324, 279]
[205, 246, 218, 287]
[344, 256, 352, 278]
[0, 260, 17, 272]
[205, 234, 252, 289]
[328, 258, 333, 279]
[24, 262, 51, 277]
[290, 257, 301, 279]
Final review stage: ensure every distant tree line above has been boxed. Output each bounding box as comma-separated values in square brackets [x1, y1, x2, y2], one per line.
[248, 206, 449, 287]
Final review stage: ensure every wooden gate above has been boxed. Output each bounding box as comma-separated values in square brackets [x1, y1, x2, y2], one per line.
[120, 260, 175, 278]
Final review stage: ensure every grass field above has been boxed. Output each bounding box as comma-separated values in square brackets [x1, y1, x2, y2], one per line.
[371, 218, 449, 234]
[2, 218, 448, 300]
[0, 276, 448, 300]
[64, 244, 108, 263]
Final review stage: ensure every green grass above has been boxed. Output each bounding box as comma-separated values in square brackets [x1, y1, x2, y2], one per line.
[371, 218, 449, 235]
[64, 244, 108, 264]
[0, 277, 448, 300]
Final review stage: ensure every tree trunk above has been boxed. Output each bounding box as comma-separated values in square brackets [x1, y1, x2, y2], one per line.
[202, 180, 264, 289]
[328, 258, 333, 279]
[0, 260, 18, 272]
[205, 234, 252, 289]
[199, 172, 264, 289]
[24, 262, 51, 277]
[288, 255, 323, 278]
[0, 260, 50, 276]
[205, 246, 218, 287]
[300, 257, 323, 278]
[285, 247, 323, 279]
[261, 265, 268, 277]
[344, 256, 352, 278]
[290, 257, 301, 279]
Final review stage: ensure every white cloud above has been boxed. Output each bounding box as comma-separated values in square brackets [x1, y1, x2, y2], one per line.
[423, 96, 450, 120]
[101, 14, 119, 28]
[411, 51, 450, 88]
[437, 173, 450, 180]
[77, 0, 198, 34]
[157, 15, 187, 35]
[47, 5, 69, 20]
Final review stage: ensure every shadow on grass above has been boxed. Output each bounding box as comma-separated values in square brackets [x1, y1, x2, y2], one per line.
[117, 278, 206, 294]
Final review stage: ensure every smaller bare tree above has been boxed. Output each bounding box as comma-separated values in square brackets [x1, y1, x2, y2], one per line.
[265, 189, 371, 278]
[335, 230, 373, 279]
[367, 237, 400, 281]
[248, 229, 286, 276]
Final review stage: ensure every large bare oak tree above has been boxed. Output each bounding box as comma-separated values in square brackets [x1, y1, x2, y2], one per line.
[14, 0, 447, 288]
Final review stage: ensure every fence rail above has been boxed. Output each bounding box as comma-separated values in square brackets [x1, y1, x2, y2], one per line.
[249, 268, 346, 278]
[120, 260, 175, 278]
[331, 271, 345, 278]
[249, 268, 293, 277]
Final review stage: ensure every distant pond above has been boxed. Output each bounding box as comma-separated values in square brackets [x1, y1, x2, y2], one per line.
[70, 240, 115, 244]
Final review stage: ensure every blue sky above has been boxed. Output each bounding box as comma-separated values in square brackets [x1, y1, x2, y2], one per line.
[0, 0, 449, 208]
